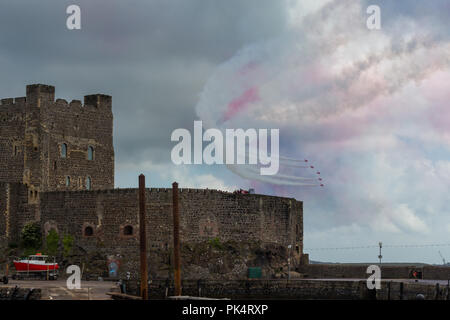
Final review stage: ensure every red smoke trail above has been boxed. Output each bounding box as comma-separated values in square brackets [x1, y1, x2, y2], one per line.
[221, 87, 259, 123]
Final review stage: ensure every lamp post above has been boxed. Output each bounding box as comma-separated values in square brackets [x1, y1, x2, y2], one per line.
[378, 242, 383, 265]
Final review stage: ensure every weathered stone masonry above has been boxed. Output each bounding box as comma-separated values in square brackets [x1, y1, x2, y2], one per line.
[0, 85, 303, 279]
[0, 84, 114, 195]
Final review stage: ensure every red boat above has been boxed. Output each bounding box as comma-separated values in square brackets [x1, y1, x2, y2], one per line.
[13, 253, 59, 279]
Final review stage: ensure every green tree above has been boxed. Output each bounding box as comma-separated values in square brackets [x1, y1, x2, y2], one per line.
[46, 229, 59, 256]
[62, 234, 74, 257]
[21, 222, 42, 251]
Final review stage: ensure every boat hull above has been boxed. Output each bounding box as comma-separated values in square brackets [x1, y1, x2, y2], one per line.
[13, 262, 59, 272]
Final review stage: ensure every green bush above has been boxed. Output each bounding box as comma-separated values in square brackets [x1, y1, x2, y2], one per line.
[208, 237, 224, 250]
[21, 222, 42, 251]
[46, 229, 59, 256]
[62, 234, 74, 257]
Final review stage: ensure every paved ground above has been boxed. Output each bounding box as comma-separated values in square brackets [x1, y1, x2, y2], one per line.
[2, 278, 448, 300]
[0, 279, 118, 300]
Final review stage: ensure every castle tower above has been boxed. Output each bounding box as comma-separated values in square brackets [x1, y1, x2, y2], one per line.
[0, 84, 115, 200]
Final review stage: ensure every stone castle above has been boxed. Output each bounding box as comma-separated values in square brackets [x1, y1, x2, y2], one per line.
[0, 84, 304, 279]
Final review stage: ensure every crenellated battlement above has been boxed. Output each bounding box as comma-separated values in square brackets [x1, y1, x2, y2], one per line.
[55, 98, 68, 107]
[37, 186, 297, 203]
[0, 84, 115, 193]
[1, 85, 112, 111]
[0, 97, 27, 107]
[54, 96, 112, 110]
[69, 100, 82, 108]
[84, 94, 112, 109]
[26, 84, 55, 105]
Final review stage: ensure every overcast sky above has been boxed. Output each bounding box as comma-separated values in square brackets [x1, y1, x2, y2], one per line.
[1, 0, 450, 264]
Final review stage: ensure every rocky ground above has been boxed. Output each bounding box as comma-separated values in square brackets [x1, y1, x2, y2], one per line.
[150, 240, 296, 280]
[0, 279, 116, 300]
[2, 240, 297, 281]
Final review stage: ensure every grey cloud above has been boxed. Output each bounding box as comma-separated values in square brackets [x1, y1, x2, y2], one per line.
[0, 0, 288, 170]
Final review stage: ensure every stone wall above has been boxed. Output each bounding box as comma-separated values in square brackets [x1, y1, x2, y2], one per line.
[0, 182, 35, 246]
[299, 264, 450, 280]
[0, 98, 26, 184]
[39, 90, 114, 192]
[0, 182, 37, 242]
[422, 266, 450, 280]
[37, 188, 302, 246]
[0, 183, 7, 246]
[1, 179, 303, 280]
[120, 279, 449, 300]
[34, 188, 302, 279]
[0, 84, 114, 197]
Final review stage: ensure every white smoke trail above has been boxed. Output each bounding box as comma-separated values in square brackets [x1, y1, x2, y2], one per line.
[195, 0, 450, 186]
[243, 164, 318, 181]
[240, 145, 322, 185]
[227, 164, 321, 186]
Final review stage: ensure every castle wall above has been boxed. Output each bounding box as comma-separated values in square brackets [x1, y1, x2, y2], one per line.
[0, 85, 114, 198]
[37, 188, 303, 278]
[0, 84, 303, 280]
[39, 93, 114, 192]
[0, 98, 26, 184]
[1, 175, 303, 279]
[0, 182, 36, 245]
[38, 188, 302, 247]
[0, 183, 7, 245]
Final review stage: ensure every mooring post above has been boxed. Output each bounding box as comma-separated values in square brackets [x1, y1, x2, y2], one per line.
[197, 279, 202, 297]
[387, 281, 391, 300]
[399, 282, 404, 300]
[139, 174, 148, 300]
[172, 182, 182, 296]
[447, 279, 449, 300]
[435, 283, 440, 300]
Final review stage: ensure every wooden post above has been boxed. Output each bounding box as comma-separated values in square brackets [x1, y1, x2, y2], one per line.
[172, 182, 181, 296]
[139, 174, 148, 300]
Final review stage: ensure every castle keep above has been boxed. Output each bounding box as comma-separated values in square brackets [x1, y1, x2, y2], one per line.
[0, 84, 303, 279]
[0, 84, 114, 191]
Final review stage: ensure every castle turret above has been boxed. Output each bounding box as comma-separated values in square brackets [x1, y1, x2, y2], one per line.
[84, 94, 112, 109]
[0, 84, 114, 197]
[26, 84, 55, 107]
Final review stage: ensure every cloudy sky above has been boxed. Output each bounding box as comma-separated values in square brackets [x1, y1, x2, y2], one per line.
[1, 0, 450, 264]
